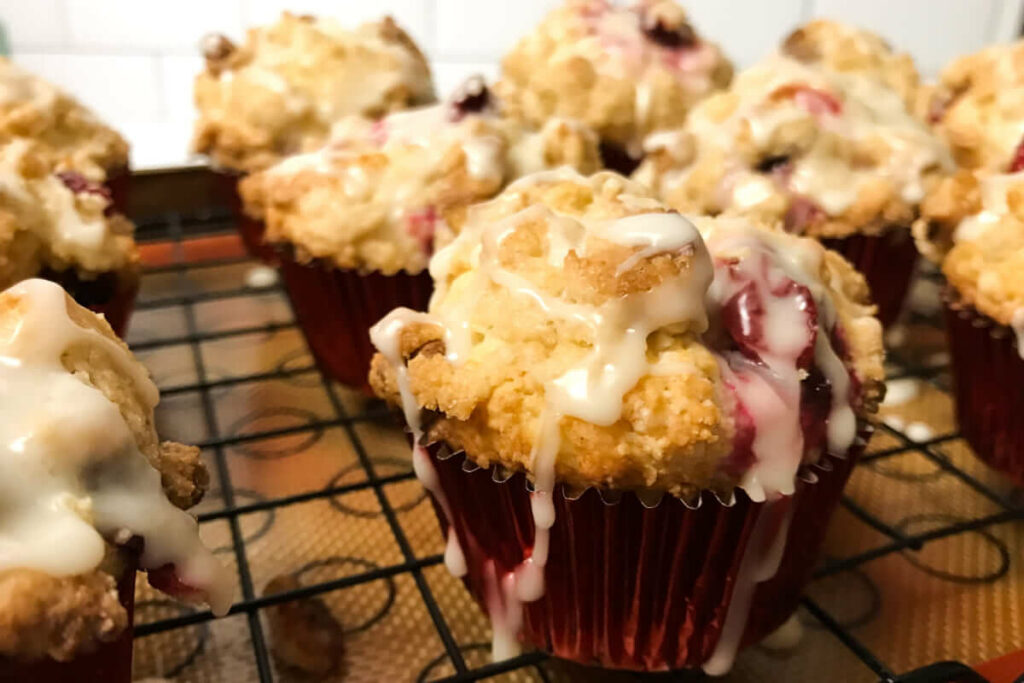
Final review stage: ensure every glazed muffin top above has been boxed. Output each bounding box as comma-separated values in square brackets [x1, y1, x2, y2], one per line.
[193, 12, 436, 173]
[240, 79, 601, 275]
[369, 170, 883, 501]
[916, 170, 1024, 328]
[929, 41, 1024, 171]
[780, 20, 922, 109]
[0, 279, 231, 662]
[0, 58, 129, 182]
[632, 52, 951, 238]
[495, 0, 732, 155]
[0, 140, 137, 289]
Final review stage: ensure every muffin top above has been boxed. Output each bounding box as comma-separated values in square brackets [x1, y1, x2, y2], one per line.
[0, 279, 231, 662]
[0, 140, 137, 289]
[780, 20, 922, 109]
[193, 12, 436, 173]
[916, 170, 1024, 328]
[369, 171, 883, 501]
[929, 41, 1024, 171]
[0, 58, 129, 182]
[240, 80, 601, 275]
[632, 53, 951, 238]
[495, 0, 732, 154]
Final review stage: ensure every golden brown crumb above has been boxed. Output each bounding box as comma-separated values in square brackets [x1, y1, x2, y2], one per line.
[495, 0, 732, 151]
[0, 58, 128, 181]
[370, 172, 883, 496]
[193, 13, 435, 173]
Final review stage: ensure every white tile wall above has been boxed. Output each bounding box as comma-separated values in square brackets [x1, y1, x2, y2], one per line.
[0, 0, 1021, 168]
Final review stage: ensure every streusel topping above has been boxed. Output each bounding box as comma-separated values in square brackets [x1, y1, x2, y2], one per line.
[193, 12, 435, 172]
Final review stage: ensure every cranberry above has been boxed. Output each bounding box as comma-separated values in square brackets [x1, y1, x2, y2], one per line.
[784, 196, 826, 233]
[56, 170, 111, 200]
[641, 18, 696, 49]
[449, 76, 491, 121]
[598, 140, 642, 175]
[755, 154, 791, 174]
[147, 563, 208, 604]
[1009, 134, 1024, 172]
[406, 207, 438, 254]
[720, 387, 757, 478]
[793, 86, 842, 116]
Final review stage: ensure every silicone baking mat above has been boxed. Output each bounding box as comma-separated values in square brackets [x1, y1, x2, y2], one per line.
[126, 209, 1023, 683]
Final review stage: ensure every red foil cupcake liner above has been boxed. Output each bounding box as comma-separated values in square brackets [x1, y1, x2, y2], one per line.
[86, 270, 140, 339]
[0, 565, 137, 683]
[426, 434, 865, 671]
[106, 166, 132, 218]
[822, 228, 918, 328]
[212, 171, 279, 265]
[943, 290, 1024, 487]
[277, 251, 433, 392]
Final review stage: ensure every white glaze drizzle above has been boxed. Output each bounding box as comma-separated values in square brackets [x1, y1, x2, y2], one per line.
[953, 171, 1024, 243]
[369, 309, 467, 578]
[703, 224, 856, 501]
[0, 279, 232, 615]
[642, 54, 952, 220]
[703, 499, 796, 675]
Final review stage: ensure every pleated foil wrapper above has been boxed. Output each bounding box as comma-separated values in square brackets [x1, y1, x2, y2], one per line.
[86, 268, 139, 338]
[277, 251, 433, 392]
[0, 562, 137, 683]
[943, 289, 1024, 487]
[822, 227, 918, 328]
[423, 429, 869, 672]
[213, 171, 279, 265]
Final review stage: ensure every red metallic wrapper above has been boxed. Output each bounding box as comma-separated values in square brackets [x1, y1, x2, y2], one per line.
[37, 267, 139, 338]
[86, 269, 139, 338]
[213, 171, 279, 265]
[426, 435, 864, 671]
[943, 290, 1024, 487]
[0, 566, 137, 683]
[106, 166, 132, 218]
[822, 227, 918, 328]
[277, 251, 433, 392]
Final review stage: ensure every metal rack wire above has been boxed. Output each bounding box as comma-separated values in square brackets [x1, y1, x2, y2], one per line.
[129, 208, 1023, 683]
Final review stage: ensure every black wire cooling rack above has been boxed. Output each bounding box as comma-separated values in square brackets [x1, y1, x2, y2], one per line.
[126, 207, 1023, 683]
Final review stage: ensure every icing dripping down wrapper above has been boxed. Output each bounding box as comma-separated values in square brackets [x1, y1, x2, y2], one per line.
[943, 288, 1024, 487]
[422, 434, 867, 672]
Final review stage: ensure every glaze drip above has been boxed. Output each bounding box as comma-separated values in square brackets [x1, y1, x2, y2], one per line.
[0, 279, 232, 615]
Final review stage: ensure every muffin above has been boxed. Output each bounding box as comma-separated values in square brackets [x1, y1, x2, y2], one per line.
[0, 278, 232, 682]
[633, 39, 952, 326]
[240, 79, 600, 390]
[369, 170, 883, 671]
[0, 139, 139, 336]
[495, 0, 732, 174]
[193, 12, 435, 174]
[0, 58, 129, 183]
[928, 40, 1024, 171]
[915, 169, 1024, 485]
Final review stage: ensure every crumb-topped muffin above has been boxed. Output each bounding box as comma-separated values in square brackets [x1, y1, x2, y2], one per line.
[240, 79, 600, 390]
[371, 170, 883, 496]
[633, 53, 948, 238]
[779, 20, 921, 109]
[929, 40, 1024, 171]
[0, 140, 139, 334]
[0, 279, 231, 674]
[916, 170, 1024, 485]
[368, 170, 882, 671]
[0, 58, 129, 182]
[193, 12, 436, 173]
[496, 0, 732, 171]
[240, 78, 599, 275]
